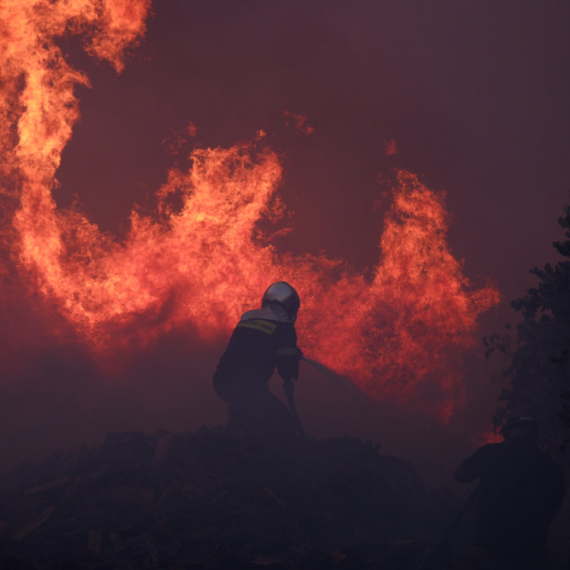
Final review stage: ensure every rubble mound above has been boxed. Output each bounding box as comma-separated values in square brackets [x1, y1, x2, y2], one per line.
[0, 428, 428, 569]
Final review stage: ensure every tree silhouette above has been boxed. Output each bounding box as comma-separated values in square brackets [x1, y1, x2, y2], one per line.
[488, 206, 570, 463]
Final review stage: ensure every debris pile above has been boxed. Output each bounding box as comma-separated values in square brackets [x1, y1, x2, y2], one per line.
[0, 428, 430, 569]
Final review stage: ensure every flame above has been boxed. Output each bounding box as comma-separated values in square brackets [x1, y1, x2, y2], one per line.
[0, 0, 499, 419]
[472, 428, 504, 447]
[383, 139, 397, 156]
[282, 110, 315, 136]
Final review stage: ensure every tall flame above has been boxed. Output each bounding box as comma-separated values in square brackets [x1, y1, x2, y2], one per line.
[0, 0, 499, 420]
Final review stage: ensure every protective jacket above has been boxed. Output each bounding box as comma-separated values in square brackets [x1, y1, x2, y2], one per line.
[213, 305, 302, 402]
[213, 305, 303, 438]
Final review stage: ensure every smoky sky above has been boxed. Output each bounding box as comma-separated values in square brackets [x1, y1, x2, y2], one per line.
[56, 0, 570, 308]
[3, 0, 570, 487]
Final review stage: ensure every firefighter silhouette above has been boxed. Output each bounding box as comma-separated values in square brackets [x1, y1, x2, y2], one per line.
[454, 415, 565, 569]
[213, 282, 303, 439]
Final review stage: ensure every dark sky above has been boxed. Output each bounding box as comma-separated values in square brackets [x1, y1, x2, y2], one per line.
[4, 0, 570, 499]
[57, 0, 570, 313]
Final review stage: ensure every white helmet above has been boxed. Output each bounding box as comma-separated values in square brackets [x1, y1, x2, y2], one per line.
[262, 281, 300, 321]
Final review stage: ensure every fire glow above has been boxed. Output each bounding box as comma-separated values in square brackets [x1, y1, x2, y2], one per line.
[0, 0, 499, 420]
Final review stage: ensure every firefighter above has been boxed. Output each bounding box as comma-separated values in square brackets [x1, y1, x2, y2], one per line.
[213, 281, 303, 439]
[453, 416, 565, 569]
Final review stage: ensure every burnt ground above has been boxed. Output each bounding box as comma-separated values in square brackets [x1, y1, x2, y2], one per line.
[0, 427, 471, 569]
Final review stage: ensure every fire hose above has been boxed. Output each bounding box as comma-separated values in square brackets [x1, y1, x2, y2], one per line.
[283, 355, 374, 439]
[302, 356, 374, 405]
[282, 355, 341, 439]
[282, 376, 308, 440]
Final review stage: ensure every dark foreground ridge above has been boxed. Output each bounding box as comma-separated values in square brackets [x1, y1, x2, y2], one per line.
[0, 428, 453, 569]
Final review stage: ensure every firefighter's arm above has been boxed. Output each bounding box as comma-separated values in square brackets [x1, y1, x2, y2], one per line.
[276, 347, 303, 380]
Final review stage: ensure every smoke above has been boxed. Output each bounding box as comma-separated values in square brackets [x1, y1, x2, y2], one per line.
[0, 0, 520, 483]
[0, 327, 227, 472]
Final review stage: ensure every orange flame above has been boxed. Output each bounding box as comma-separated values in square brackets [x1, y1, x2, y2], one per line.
[0, 0, 499, 420]
[282, 110, 315, 136]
